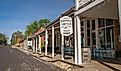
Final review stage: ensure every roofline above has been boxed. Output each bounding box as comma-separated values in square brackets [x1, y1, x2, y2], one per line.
[45, 6, 75, 28]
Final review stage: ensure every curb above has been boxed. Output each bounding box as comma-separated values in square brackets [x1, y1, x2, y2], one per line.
[17, 48, 84, 68]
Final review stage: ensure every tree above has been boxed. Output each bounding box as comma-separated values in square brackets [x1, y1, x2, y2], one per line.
[38, 19, 50, 28]
[0, 33, 8, 45]
[25, 19, 50, 37]
[10, 31, 24, 45]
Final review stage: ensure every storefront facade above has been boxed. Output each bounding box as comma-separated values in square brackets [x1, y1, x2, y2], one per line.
[26, 0, 121, 65]
[74, 0, 121, 64]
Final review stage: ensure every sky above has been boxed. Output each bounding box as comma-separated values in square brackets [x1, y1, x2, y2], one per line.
[0, 0, 74, 43]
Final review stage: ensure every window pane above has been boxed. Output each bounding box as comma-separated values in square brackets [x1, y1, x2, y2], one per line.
[81, 21, 84, 26]
[81, 33, 84, 47]
[106, 19, 113, 26]
[87, 20, 90, 28]
[106, 27, 114, 49]
[87, 29, 90, 37]
[81, 27, 84, 32]
[92, 20, 95, 30]
[98, 18, 105, 28]
[98, 29, 105, 48]
[92, 32, 96, 45]
[87, 38, 90, 46]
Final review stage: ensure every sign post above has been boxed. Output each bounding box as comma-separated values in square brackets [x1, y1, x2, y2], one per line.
[60, 16, 73, 60]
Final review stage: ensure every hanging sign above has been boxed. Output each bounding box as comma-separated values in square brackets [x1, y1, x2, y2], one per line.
[60, 16, 73, 36]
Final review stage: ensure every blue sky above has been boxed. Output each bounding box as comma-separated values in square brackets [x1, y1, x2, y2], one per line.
[0, 0, 74, 43]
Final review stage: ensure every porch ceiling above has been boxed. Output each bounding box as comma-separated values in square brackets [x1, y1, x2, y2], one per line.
[79, 0, 118, 19]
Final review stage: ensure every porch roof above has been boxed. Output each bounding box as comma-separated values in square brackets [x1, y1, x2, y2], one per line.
[76, 0, 118, 19]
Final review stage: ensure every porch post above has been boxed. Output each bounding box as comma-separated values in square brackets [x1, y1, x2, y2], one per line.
[74, 0, 79, 64]
[118, 0, 121, 42]
[35, 37, 38, 53]
[45, 30, 48, 55]
[38, 35, 41, 54]
[33, 38, 36, 52]
[75, 0, 79, 10]
[52, 26, 55, 57]
[61, 35, 64, 60]
[74, 17, 78, 64]
[76, 16, 82, 64]
[33, 38, 35, 52]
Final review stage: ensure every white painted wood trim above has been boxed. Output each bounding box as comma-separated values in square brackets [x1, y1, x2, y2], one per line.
[39, 35, 41, 54]
[45, 30, 48, 55]
[76, 16, 82, 64]
[74, 16, 78, 64]
[36, 37, 38, 53]
[52, 26, 55, 57]
[61, 35, 64, 60]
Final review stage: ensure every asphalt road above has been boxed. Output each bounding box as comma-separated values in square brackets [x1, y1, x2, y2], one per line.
[0, 46, 60, 71]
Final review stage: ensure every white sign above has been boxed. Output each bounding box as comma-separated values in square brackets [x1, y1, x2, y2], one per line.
[28, 41, 32, 46]
[60, 16, 73, 36]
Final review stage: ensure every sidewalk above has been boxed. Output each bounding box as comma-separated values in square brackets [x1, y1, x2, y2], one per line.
[17, 48, 121, 71]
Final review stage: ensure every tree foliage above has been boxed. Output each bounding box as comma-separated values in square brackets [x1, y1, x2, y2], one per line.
[10, 31, 24, 45]
[0, 33, 8, 45]
[25, 19, 50, 37]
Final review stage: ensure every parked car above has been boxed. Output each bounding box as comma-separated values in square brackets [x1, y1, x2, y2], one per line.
[64, 47, 73, 55]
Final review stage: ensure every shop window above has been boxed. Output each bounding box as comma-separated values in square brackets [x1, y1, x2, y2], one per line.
[87, 29, 90, 37]
[92, 20, 95, 30]
[98, 29, 105, 48]
[92, 32, 96, 45]
[106, 27, 114, 49]
[81, 33, 84, 47]
[98, 18, 105, 28]
[81, 21, 84, 26]
[106, 19, 113, 26]
[81, 27, 84, 32]
[87, 38, 90, 46]
[87, 20, 90, 28]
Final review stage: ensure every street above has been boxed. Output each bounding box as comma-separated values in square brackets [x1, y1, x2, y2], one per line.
[0, 46, 60, 71]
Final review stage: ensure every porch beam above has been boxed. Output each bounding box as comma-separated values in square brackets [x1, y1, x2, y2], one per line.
[52, 26, 55, 57]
